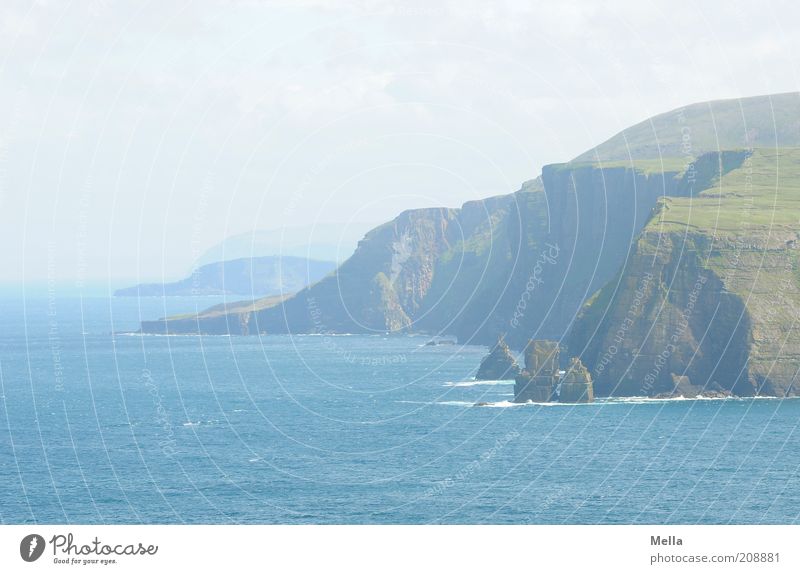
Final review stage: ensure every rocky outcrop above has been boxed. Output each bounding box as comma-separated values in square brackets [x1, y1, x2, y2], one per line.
[514, 341, 595, 403]
[513, 340, 560, 403]
[475, 336, 520, 380]
[558, 357, 594, 403]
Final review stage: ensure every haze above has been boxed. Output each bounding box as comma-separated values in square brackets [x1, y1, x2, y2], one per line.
[0, 0, 798, 286]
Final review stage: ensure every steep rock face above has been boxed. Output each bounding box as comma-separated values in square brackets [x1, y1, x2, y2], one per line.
[145, 206, 467, 335]
[426, 163, 682, 349]
[143, 164, 678, 344]
[569, 148, 800, 397]
[410, 189, 542, 345]
[510, 162, 681, 348]
[254, 206, 460, 334]
[568, 232, 753, 396]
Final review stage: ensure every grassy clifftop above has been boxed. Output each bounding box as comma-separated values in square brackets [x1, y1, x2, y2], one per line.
[650, 148, 800, 234]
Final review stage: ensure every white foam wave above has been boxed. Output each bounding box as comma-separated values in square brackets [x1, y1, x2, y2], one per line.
[295, 333, 359, 336]
[436, 400, 528, 408]
[124, 332, 230, 338]
[443, 380, 514, 388]
[597, 395, 796, 404]
[473, 400, 526, 408]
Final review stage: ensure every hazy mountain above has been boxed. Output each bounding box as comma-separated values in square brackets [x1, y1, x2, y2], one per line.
[194, 224, 379, 267]
[116, 256, 336, 297]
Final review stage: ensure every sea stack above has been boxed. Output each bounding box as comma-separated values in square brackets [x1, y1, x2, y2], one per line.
[558, 357, 594, 403]
[475, 335, 521, 380]
[513, 340, 560, 402]
[513, 340, 595, 403]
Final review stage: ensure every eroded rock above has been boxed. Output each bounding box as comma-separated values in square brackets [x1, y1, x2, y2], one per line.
[476, 336, 521, 380]
[514, 340, 559, 403]
[558, 357, 594, 403]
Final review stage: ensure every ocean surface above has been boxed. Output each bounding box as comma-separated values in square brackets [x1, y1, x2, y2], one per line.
[1, 293, 799, 524]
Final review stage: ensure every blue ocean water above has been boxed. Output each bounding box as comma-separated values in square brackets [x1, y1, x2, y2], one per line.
[1, 293, 799, 524]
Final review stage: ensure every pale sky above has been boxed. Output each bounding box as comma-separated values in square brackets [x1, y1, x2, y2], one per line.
[1, 0, 798, 284]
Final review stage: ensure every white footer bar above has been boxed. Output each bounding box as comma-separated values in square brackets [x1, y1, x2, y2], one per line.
[1, 525, 797, 573]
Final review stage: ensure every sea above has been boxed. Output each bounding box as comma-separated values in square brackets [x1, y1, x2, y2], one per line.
[1, 292, 799, 524]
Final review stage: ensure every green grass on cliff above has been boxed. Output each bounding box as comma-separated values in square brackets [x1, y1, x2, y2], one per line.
[167, 294, 288, 320]
[593, 157, 690, 175]
[647, 148, 800, 235]
[550, 157, 688, 176]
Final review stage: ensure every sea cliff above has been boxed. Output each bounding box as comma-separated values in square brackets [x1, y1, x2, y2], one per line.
[570, 149, 800, 396]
